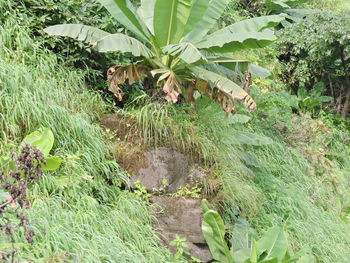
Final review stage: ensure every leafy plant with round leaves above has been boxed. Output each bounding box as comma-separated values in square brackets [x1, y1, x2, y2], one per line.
[44, 0, 285, 113]
[1, 128, 62, 172]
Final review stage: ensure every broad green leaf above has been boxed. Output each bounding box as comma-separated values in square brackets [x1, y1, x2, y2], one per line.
[153, 0, 196, 46]
[265, 0, 290, 11]
[23, 128, 54, 156]
[207, 56, 249, 73]
[44, 24, 110, 45]
[201, 199, 212, 213]
[196, 15, 284, 53]
[183, 0, 210, 36]
[231, 131, 273, 146]
[248, 64, 271, 78]
[227, 114, 251, 124]
[232, 248, 251, 263]
[97, 0, 150, 41]
[230, 217, 257, 253]
[183, 0, 229, 43]
[202, 210, 233, 263]
[162, 42, 206, 64]
[284, 9, 318, 19]
[94, 34, 154, 57]
[191, 66, 248, 98]
[199, 63, 240, 81]
[257, 226, 288, 262]
[137, 0, 156, 34]
[41, 157, 62, 171]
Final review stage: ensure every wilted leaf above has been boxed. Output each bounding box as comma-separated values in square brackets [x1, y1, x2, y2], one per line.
[107, 64, 147, 101]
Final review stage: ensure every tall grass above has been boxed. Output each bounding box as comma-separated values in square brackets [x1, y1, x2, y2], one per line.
[0, 8, 175, 262]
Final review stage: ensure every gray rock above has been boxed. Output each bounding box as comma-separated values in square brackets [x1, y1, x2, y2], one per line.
[151, 196, 213, 262]
[131, 147, 190, 193]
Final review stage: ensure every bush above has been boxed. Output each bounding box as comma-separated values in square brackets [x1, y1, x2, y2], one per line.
[277, 11, 350, 117]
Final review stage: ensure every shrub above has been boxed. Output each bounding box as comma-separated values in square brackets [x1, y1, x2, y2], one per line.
[277, 11, 350, 117]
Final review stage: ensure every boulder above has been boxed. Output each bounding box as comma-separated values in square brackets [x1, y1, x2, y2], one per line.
[131, 147, 191, 193]
[151, 196, 213, 262]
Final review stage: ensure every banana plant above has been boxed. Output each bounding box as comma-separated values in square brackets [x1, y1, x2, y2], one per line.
[201, 200, 315, 263]
[44, 0, 285, 113]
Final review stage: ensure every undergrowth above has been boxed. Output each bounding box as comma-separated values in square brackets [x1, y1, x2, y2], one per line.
[120, 86, 350, 262]
[0, 10, 175, 263]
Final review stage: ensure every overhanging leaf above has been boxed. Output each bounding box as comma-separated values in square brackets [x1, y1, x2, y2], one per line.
[183, 0, 211, 36]
[284, 9, 318, 19]
[137, 0, 157, 34]
[249, 64, 272, 78]
[94, 34, 154, 57]
[162, 42, 206, 64]
[44, 24, 110, 45]
[153, 0, 196, 46]
[196, 15, 284, 53]
[201, 199, 212, 214]
[97, 0, 150, 41]
[183, 0, 229, 43]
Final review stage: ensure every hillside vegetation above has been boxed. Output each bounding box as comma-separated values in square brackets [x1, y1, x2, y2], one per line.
[1, 0, 350, 262]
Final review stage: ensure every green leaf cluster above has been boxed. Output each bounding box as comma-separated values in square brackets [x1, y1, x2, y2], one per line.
[201, 200, 315, 263]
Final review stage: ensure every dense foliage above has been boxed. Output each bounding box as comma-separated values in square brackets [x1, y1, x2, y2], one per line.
[277, 11, 350, 117]
[44, 0, 287, 113]
[0, 0, 127, 72]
